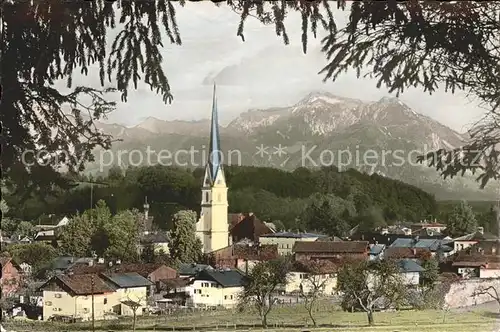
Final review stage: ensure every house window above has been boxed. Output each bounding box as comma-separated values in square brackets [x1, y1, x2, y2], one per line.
[224, 295, 227, 300]
[230, 295, 233, 300]
[104, 298, 108, 305]
[218, 193, 221, 201]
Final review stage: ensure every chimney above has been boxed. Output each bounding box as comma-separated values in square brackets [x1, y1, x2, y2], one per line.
[477, 226, 484, 234]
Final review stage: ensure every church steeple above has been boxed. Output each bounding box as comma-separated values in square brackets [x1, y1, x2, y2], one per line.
[196, 83, 229, 254]
[207, 83, 222, 183]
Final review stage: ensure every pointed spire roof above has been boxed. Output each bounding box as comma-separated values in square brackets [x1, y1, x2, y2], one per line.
[208, 83, 222, 182]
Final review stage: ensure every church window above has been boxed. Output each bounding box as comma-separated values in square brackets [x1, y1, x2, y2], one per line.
[218, 193, 221, 201]
[205, 192, 209, 203]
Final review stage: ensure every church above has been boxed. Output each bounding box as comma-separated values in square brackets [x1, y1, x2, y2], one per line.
[195, 84, 230, 253]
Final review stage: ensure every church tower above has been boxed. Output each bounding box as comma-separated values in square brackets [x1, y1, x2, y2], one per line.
[195, 84, 229, 253]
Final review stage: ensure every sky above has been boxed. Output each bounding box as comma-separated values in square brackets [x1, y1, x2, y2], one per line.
[58, 2, 486, 133]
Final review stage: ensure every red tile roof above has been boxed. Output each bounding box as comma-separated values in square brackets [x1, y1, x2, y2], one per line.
[384, 247, 431, 259]
[69, 263, 174, 278]
[51, 273, 116, 296]
[293, 241, 369, 254]
[292, 260, 338, 274]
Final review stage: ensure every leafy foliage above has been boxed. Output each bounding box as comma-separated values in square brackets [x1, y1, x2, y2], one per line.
[168, 210, 202, 265]
[337, 259, 407, 325]
[2, 242, 57, 276]
[6, 165, 438, 233]
[445, 200, 478, 237]
[59, 199, 141, 261]
[239, 257, 291, 328]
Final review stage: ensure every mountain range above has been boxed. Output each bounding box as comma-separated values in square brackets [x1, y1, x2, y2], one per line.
[89, 91, 499, 201]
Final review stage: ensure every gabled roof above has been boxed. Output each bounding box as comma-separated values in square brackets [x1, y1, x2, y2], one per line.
[291, 260, 338, 274]
[101, 272, 153, 289]
[293, 241, 369, 254]
[397, 259, 425, 273]
[0, 256, 21, 270]
[140, 232, 169, 244]
[40, 273, 116, 296]
[261, 232, 326, 239]
[70, 263, 175, 278]
[369, 244, 385, 255]
[384, 247, 431, 259]
[195, 269, 247, 288]
[178, 263, 212, 276]
[390, 238, 452, 252]
[453, 231, 498, 242]
[230, 214, 273, 242]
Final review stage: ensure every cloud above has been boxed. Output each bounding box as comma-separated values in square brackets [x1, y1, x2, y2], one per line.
[57, 2, 485, 132]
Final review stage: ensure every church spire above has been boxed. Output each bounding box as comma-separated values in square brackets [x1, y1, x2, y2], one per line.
[208, 83, 222, 183]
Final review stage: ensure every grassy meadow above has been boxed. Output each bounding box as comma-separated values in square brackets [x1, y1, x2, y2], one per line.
[5, 303, 499, 332]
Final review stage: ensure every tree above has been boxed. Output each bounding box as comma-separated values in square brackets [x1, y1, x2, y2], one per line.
[337, 259, 407, 326]
[356, 207, 387, 233]
[472, 283, 500, 313]
[59, 212, 96, 257]
[168, 210, 202, 265]
[13, 221, 34, 239]
[121, 297, 145, 332]
[6, 242, 57, 278]
[303, 194, 352, 237]
[446, 201, 478, 237]
[101, 209, 141, 262]
[420, 257, 439, 290]
[239, 257, 291, 328]
[297, 261, 335, 327]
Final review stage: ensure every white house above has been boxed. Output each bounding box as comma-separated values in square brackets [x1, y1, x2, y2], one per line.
[164, 268, 246, 309]
[285, 260, 337, 295]
[396, 259, 424, 285]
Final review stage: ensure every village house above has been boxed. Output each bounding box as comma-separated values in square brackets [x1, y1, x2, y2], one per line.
[449, 240, 500, 279]
[451, 227, 498, 253]
[396, 259, 425, 285]
[383, 247, 432, 261]
[99, 272, 152, 316]
[178, 263, 213, 278]
[138, 232, 170, 255]
[40, 273, 116, 321]
[185, 268, 247, 309]
[285, 260, 337, 295]
[0, 256, 23, 298]
[259, 232, 329, 256]
[349, 231, 447, 247]
[389, 237, 453, 259]
[39, 271, 153, 321]
[369, 244, 386, 261]
[229, 213, 275, 243]
[209, 241, 279, 272]
[410, 220, 447, 234]
[293, 241, 369, 262]
[69, 262, 178, 295]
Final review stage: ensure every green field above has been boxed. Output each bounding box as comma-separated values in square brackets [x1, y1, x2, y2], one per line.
[5, 304, 500, 332]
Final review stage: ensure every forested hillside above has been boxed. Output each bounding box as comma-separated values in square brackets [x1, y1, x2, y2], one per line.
[4, 165, 437, 236]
